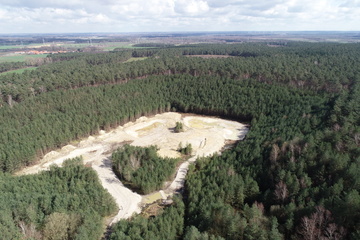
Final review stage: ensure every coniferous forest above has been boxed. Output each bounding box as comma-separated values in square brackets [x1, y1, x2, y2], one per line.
[0, 42, 359, 239]
[112, 145, 179, 194]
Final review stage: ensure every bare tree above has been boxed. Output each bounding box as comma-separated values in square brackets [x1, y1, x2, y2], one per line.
[297, 206, 346, 240]
[281, 142, 288, 154]
[270, 144, 280, 164]
[30, 87, 36, 97]
[298, 215, 318, 240]
[274, 181, 288, 203]
[130, 155, 140, 169]
[7, 95, 14, 108]
[354, 133, 360, 146]
[19, 221, 42, 240]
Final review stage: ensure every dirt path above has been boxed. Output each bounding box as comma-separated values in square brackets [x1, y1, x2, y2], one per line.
[16, 112, 248, 224]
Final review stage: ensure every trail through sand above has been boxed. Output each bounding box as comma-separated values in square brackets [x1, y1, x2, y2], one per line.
[16, 112, 248, 224]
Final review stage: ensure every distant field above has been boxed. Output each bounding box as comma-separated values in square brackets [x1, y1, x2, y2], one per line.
[0, 42, 147, 55]
[102, 42, 158, 50]
[103, 43, 134, 50]
[64, 43, 93, 48]
[57, 42, 136, 51]
[101, 42, 154, 50]
[0, 67, 38, 75]
[0, 54, 48, 63]
[0, 45, 22, 50]
[0, 43, 46, 50]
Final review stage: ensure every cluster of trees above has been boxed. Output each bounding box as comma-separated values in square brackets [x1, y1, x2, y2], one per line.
[49, 51, 132, 64]
[0, 61, 26, 73]
[112, 145, 179, 194]
[0, 42, 359, 238]
[177, 143, 192, 156]
[109, 197, 185, 240]
[0, 57, 52, 74]
[0, 158, 117, 239]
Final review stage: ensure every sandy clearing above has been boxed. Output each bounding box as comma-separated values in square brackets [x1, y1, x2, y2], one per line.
[16, 112, 248, 224]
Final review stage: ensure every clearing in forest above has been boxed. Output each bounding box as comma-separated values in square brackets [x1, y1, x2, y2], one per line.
[16, 112, 248, 224]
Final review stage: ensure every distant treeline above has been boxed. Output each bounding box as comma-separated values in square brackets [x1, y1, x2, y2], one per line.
[0, 37, 130, 45]
[2, 42, 359, 104]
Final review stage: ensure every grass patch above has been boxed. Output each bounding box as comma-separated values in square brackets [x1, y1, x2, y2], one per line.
[0, 54, 48, 63]
[0, 43, 47, 50]
[103, 42, 135, 50]
[136, 122, 162, 133]
[143, 192, 164, 204]
[124, 57, 148, 63]
[188, 119, 217, 129]
[0, 45, 22, 50]
[0, 67, 38, 75]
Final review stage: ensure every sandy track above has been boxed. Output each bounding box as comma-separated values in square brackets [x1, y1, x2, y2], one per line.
[16, 112, 248, 224]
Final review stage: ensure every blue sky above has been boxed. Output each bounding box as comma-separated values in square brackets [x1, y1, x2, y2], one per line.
[0, 0, 359, 33]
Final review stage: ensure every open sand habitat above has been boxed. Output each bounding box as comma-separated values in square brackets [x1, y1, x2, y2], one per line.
[16, 112, 248, 224]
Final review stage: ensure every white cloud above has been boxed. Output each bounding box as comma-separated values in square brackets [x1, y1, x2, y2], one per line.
[174, 0, 209, 15]
[0, 0, 359, 33]
[92, 13, 111, 23]
[340, 0, 360, 7]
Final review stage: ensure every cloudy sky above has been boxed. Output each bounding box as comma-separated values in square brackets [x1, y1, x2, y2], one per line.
[0, 0, 359, 33]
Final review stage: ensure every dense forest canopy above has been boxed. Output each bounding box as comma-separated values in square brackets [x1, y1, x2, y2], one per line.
[0, 42, 359, 239]
[0, 158, 117, 239]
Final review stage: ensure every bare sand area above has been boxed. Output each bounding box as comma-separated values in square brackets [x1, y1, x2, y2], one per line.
[16, 112, 248, 224]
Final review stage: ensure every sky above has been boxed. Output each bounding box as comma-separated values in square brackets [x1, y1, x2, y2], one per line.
[0, 0, 359, 33]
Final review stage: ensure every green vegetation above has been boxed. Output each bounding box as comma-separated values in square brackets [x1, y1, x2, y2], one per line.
[0, 45, 22, 50]
[0, 43, 54, 50]
[177, 143, 192, 156]
[0, 54, 48, 63]
[0, 42, 359, 239]
[0, 61, 26, 73]
[102, 42, 134, 51]
[124, 57, 148, 63]
[112, 145, 179, 194]
[110, 196, 185, 240]
[0, 67, 37, 76]
[132, 43, 174, 48]
[0, 157, 117, 239]
[175, 121, 184, 133]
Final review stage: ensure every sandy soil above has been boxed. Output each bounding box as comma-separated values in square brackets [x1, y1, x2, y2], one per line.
[16, 112, 248, 224]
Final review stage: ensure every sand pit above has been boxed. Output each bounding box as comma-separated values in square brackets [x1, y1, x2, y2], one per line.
[16, 112, 248, 224]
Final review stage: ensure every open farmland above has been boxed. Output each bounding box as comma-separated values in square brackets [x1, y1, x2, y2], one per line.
[0, 53, 48, 63]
